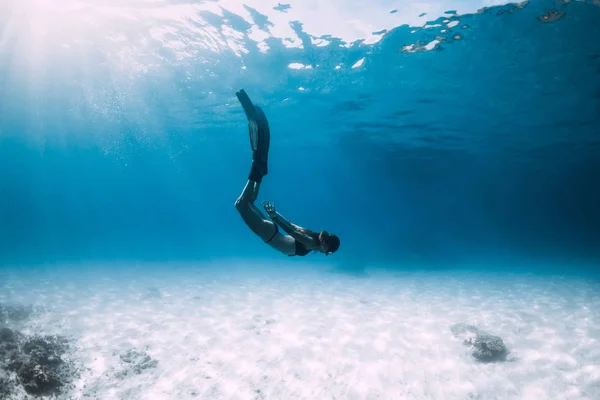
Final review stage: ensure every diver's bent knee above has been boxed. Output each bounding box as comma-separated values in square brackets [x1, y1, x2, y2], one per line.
[234, 197, 247, 212]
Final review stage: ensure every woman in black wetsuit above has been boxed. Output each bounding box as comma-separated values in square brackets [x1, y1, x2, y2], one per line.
[233, 89, 341, 257]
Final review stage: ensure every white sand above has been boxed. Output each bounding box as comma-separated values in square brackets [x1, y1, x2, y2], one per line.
[1, 261, 599, 400]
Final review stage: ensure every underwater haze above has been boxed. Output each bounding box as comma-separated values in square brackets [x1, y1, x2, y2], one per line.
[1, 0, 598, 268]
[1, 0, 600, 399]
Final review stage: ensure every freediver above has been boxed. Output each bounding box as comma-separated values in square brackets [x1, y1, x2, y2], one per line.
[234, 89, 341, 257]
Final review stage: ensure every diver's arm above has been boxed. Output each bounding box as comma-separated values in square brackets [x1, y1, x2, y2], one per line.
[272, 212, 316, 245]
[263, 202, 317, 248]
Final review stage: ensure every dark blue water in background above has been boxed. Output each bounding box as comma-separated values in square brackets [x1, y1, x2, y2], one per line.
[0, 0, 598, 272]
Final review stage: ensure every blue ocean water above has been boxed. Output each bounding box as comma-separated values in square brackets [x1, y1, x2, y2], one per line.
[0, 0, 599, 273]
[2, 3, 600, 398]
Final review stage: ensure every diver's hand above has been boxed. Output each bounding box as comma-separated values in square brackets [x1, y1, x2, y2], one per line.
[262, 200, 276, 217]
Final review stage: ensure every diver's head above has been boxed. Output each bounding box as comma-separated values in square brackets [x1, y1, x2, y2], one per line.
[318, 230, 340, 255]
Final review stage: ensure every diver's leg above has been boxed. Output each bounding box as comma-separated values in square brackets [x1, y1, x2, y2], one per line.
[235, 179, 278, 241]
[235, 88, 276, 241]
[234, 176, 296, 255]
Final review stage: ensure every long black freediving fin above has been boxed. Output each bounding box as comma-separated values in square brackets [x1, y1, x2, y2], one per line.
[236, 89, 270, 175]
[236, 89, 259, 152]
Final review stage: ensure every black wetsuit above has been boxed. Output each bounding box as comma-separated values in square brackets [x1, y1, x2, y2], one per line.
[293, 240, 311, 257]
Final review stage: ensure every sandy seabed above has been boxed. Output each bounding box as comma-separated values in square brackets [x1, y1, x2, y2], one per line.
[1, 261, 599, 400]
